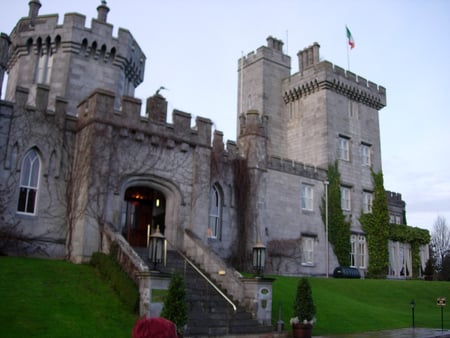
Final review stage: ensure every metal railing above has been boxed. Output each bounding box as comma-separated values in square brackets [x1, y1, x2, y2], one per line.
[172, 245, 237, 312]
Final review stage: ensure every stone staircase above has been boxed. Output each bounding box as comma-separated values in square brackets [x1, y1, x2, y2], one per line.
[134, 247, 273, 336]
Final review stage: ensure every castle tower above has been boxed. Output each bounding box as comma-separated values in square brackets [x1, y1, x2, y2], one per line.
[237, 36, 291, 158]
[283, 43, 386, 229]
[3, 0, 145, 114]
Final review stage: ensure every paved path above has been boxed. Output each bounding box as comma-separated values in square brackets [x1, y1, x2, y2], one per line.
[315, 328, 450, 338]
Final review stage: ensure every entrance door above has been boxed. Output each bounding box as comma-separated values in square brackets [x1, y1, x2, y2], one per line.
[123, 186, 166, 247]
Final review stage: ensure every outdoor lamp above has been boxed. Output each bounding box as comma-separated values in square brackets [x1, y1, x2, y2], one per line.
[410, 299, 415, 328]
[148, 225, 165, 271]
[252, 240, 266, 276]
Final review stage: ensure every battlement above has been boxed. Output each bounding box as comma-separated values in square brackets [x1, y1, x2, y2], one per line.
[239, 36, 290, 69]
[7, 4, 145, 87]
[238, 109, 267, 137]
[283, 59, 386, 110]
[77, 89, 212, 148]
[386, 190, 405, 208]
[268, 156, 327, 181]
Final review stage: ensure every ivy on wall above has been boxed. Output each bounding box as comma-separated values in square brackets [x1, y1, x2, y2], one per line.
[232, 157, 251, 271]
[389, 223, 430, 278]
[360, 171, 390, 278]
[321, 162, 351, 266]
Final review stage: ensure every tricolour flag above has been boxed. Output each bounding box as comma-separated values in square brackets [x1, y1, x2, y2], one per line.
[346, 26, 355, 49]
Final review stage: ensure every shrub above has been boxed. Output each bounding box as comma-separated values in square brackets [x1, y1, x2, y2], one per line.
[292, 278, 316, 324]
[160, 272, 188, 333]
[90, 252, 139, 312]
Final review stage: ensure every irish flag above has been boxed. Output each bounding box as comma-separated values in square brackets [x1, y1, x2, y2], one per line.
[346, 26, 355, 49]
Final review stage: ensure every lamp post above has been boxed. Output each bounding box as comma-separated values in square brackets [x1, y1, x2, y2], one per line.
[324, 180, 329, 278]
[252, 239, 266, 277]
[148, 225, 165, 271]
[410, 299, 415, 328]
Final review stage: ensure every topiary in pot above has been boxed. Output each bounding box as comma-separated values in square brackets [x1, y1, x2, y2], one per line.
[291, 278, 316, 338]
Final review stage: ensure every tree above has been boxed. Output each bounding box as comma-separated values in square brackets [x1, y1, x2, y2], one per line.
[431, 216, 450, 268]
[292, 278, 316, 323]
[160, 272, 188, 334]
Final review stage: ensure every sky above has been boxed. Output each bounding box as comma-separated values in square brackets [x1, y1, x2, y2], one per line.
[2, 0, 450, 232]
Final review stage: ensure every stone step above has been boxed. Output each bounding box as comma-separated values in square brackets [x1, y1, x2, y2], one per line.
[134, 247, 273, 336]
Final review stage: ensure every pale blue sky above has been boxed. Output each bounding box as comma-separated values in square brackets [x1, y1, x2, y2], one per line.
[2, 0, 450, 231]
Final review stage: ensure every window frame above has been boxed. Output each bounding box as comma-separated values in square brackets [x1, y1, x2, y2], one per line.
[362, 191, 373, 214]
[340, 186, 351, 211]
[17, 149, 41, 215]
[208, 185, 222, 239]
[301, 236, 315, 266]
[301, 183, 314, 211]
[338, 136, 350, 161]
[360, 143, 372, 166]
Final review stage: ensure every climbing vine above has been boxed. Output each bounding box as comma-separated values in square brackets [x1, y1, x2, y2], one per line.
[360, 171, 390, 278]
[321, 162, 351, 266]
[232, 157, 251, 271]
[389, 223, 430, 278]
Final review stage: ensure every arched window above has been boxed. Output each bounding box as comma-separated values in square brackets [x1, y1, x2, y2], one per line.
[208, 185, 222, 239]
[17, 149, 41, 214]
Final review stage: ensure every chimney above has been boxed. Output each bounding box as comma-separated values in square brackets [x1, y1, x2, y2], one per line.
[97, 0, 110, 23]
[28, 0, 41, 26]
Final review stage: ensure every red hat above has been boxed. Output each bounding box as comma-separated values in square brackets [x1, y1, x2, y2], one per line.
[132, 317, 178, 338]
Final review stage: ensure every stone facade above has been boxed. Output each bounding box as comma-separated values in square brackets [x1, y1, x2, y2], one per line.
[0, 1, 428, 282]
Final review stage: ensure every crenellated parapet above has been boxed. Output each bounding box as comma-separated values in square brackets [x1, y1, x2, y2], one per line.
[238, 36, 290, 70]
[238, 109, 267, 137]
[386, 190, 405, 207]
[77, 90, 213, 148]
[7, 11, 145, 85]
[4, 2, 145, 115]
[283, 44, 386, 110]
[268, 156, 327, 181]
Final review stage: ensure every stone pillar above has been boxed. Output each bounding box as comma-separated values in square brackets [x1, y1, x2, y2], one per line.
[242, 277, 275, 325]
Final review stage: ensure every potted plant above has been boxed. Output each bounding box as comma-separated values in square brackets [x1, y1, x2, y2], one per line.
[290, 278, 316, 338]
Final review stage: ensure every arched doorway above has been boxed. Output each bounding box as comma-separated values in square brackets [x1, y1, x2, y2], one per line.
[122, 186, 166, 247]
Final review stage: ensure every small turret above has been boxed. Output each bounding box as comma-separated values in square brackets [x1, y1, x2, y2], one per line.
[97, 1, 110, 23]
[0, 33, 11, 98]
[28, 0, 41, 26]
[297, 42, 320, 72]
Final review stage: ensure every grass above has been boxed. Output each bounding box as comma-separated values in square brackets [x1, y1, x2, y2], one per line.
[0, 256, 137, 338]
[1, 256, 448, 336]
[272, 275, 450, 335]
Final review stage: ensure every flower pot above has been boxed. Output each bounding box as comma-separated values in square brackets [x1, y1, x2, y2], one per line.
[292, 323, 312, 338]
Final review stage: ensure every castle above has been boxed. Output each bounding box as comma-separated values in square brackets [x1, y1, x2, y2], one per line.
[1, 0, 430, 312]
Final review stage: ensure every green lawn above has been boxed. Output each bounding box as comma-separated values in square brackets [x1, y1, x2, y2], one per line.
[272, 275, 450, 335]
[1, 257, 449, 337]
[0, 256, 137, 338]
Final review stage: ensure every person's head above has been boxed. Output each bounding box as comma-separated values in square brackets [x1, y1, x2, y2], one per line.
[132, 317, 178, 338]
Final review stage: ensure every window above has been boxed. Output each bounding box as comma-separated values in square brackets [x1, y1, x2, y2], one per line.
[17, 149, 40, 214]
[360, 143, 371, 166]
[208, 185, 222, 239]
[350, 235, 366, 268]
[358, 235, 367, 268]
[341, 186, 351, 211]
[301, 237, 314, 265]
[338, 136, 350, 161]
[362, 191, 373, 213]
[301, 184, 313, 211]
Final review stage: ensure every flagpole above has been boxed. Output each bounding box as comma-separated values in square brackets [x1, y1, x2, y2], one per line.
[347, 41, 350, 71]
[346, 25, 350, 71]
